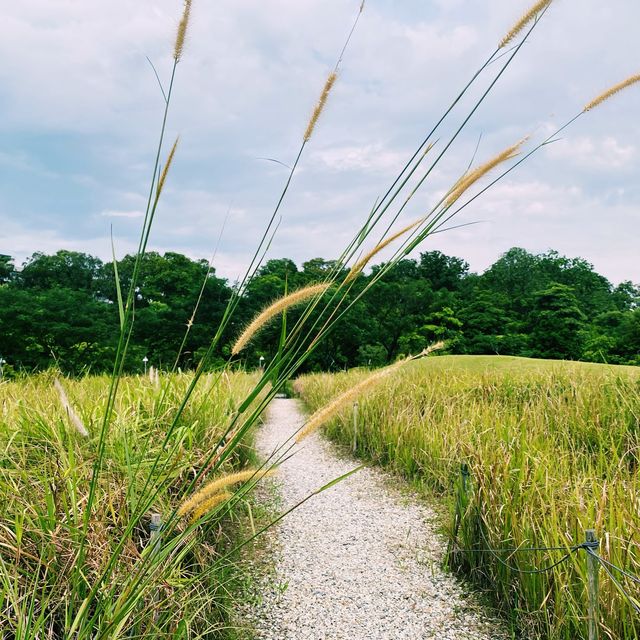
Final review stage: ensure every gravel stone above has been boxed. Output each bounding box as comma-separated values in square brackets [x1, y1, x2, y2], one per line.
[243, 398, 506, 639]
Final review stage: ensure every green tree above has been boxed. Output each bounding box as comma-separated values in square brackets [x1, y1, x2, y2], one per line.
[418, 250, 468, 291]
[0, 245, 635, 373]
[612, 281, 640, 311]
[615, 308, 640, 364]
[457, 290, 520, 355]
[0, 254, 15, 285]
[481, 247, 542, 314]
[0, 286, 115, 374]
[102, 252, 230, 368]
[301, 258, 343, 282]
[356, 343, 388, 367]
[19, 250, 103, 292]
[538, 251, 614, 319]
[362, 260, 434, 362]
[399, 306, 463, 354]
[529, 283, 586, 360]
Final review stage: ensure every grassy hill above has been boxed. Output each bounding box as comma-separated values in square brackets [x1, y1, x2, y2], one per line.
[404, 353, 640, 375]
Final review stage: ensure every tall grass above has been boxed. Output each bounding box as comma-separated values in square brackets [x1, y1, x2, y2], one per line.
[0, 371, 260, 636]
[297, 356, 640, 638]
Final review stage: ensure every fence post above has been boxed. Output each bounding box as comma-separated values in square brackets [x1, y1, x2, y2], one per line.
[352, 401, 359, 453]
[150, 512, 162, 550]
[585, 529, 599, 640]
[150, 513, 162, 620]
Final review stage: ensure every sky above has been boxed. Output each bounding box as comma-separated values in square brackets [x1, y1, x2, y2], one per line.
[1, 0, 639, 285]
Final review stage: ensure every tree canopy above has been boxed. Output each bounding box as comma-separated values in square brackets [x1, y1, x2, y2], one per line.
[0, 247, 637, 375]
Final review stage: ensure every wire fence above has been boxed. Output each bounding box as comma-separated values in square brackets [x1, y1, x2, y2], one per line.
[445, 463, 640, 640]
[586, 548, 640, 617]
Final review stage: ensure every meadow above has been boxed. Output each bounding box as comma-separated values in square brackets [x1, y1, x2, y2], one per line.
[296, 355, 640, 639]
[3, 0, 640, 638]
[0, 371, 262, 637]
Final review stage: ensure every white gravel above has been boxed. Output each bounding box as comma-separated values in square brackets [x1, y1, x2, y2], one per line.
[244, 398, 505, 640]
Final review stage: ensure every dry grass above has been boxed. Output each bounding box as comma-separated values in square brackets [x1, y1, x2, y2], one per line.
[297, 355, 640, 638]
[0, 371, 261, 636]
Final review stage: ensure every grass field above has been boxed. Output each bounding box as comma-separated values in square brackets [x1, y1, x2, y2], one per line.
[296, 355, 640, 639]
[3, 1, 640, 636]
[0, 371, 262, 638]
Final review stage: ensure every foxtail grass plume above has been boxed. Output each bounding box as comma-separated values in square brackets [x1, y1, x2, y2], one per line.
[178, 469, 276, 517]
[584, 74, 640, 112]
[345, 218, 425, 283]
[149, 365, 160, 388]
[54, 378, 89, 437]
[304, 72, 338, 142]
[296, 341, 445, 442]
[190, 491, 232, 522]
[174, 0, 192, 62]
[500, 0, 552, 48]
[156, 137, 179, 197]
[445, 138, 527, 208]
[232, 283, 330, 355]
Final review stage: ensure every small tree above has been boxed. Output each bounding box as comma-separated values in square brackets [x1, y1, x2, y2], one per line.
[529, 283, 586, 360]
[0, 255, 15, 285]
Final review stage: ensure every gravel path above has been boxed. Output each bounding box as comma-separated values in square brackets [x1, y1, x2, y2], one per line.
[245, 398, 505, 640]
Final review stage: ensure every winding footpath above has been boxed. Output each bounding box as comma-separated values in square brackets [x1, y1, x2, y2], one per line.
[244, 398, 505, 640]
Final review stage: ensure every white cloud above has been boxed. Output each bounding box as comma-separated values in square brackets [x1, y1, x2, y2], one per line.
[1, 0, 640, 287]
[0, 216, 137, 266]
[547, 136, 636, 170]
[311, 143, 405, 173]
[100, 209, 144, 218]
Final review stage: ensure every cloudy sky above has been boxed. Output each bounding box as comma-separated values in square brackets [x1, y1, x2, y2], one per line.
[1, 0, 638, 284]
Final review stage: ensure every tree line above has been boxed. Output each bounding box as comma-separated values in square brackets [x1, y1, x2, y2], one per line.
[0, 247, 638, 376]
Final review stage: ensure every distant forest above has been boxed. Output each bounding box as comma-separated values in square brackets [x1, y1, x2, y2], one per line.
[0, 248, 638, 376]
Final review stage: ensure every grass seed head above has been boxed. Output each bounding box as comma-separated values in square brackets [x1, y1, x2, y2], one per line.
[296, 342, 444, 442]
[178, 469, 276, 517]
[190, 491, 232, 522]
[345, 218, 425, 283]
[583, 74, 640, 112]
[232, 283, 330, 355]
[445, 137, 527, 208]
[304, 72, 338, 142]
[54, 378, 89, 437]
[413, 341, 446, 359]
[174, 0, 192, 62]
[156, 137, 179, 197]
[500, 0, 552, 48]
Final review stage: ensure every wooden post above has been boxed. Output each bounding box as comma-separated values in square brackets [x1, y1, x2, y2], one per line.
[352, 401, 359, 453]
[585, 529, 599, 640]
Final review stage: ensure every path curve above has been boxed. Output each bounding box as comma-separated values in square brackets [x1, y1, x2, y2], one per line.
[245, 398, 504, 640]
